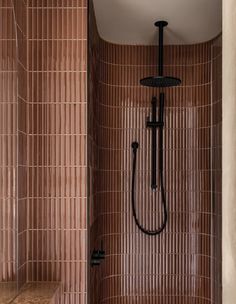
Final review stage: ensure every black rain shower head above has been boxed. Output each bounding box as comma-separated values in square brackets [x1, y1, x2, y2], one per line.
[140, 20, 181, 88]
[140, 75, 181, 88]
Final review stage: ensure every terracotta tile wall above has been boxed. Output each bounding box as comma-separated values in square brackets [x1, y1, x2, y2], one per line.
[0, 0, 18, 290]
[27, 1, 88, 304]
[12, 0, 28, 288]
[89, 7, 222, 304]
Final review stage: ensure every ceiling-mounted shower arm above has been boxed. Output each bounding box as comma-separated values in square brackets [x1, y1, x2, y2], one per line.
[155, 20, 168, 77]
[140, 20, 181, 88]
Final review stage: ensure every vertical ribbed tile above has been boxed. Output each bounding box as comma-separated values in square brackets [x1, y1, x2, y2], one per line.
[12, 0, 28, 289]
[0, 0, 18, 300]
[27, 1, 87, 304]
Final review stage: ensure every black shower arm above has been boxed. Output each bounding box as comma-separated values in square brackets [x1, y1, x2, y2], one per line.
[155, 20, 168, 76]
[158, 23, 164, 76]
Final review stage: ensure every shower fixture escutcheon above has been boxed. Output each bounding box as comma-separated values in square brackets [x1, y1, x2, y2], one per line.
[131, 20, 181, 236]
[90, 240, 105, 267]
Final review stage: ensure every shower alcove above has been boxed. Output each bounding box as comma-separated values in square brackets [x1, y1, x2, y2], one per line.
[88, 2, 222, 304]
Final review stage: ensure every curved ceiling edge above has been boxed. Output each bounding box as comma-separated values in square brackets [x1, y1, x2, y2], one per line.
[92, 0, 222, 45]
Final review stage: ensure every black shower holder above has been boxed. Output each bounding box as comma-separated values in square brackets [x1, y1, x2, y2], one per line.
[146, 95, 164, 190]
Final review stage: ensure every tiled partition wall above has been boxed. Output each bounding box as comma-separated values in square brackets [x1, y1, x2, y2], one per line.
[89, 8, 222, 304]
[27, 1, 87, 303]
[0, 0, 17, 288]
[12, 0, 28, 288]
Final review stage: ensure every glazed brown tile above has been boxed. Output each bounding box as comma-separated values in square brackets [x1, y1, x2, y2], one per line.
[28, 8, 87, 40]
[28, 0, 87, 8]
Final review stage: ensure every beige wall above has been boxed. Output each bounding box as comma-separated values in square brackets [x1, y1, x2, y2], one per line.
[223, 0, 236, 303]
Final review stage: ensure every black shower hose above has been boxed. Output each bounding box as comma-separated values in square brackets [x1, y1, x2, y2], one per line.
[131, 127, 167, 235]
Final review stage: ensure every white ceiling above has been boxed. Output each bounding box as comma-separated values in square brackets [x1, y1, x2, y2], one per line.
[92, 0, 222, 45]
